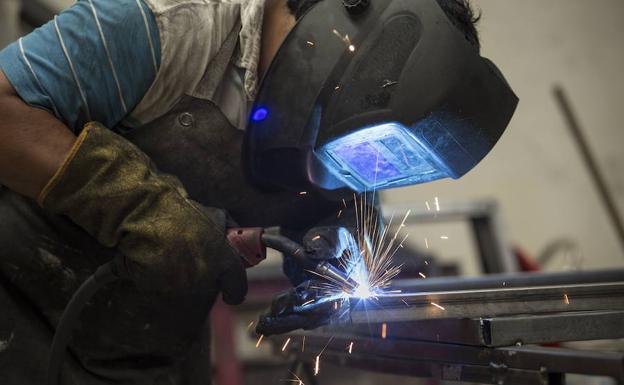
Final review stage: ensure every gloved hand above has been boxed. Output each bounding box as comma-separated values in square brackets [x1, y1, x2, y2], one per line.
[283, 226, 357, 286]
[38, 122, 247, 303]
[255, 280, 342, 336]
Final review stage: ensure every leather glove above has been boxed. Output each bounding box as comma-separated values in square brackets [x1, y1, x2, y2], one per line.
[255, 280, 341, 336]
[283, 226, 356, 286]
[38, 122, 247, 303]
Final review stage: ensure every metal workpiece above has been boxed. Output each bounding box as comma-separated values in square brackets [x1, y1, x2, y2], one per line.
[392, 268, 624, 292]
[273, 332, 624, 385]
[326, 310, 624, 347]
[264, 272, 624, 385]
[348, 282, 624, 323]
[481, 310, 624, 347]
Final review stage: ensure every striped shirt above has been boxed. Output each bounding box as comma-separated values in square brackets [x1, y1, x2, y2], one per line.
[0, 0, 161, 133]
[0, 0, 266, 133]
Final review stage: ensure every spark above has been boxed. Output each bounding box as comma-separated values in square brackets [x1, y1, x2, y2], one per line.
[306, 41, 315, 46]
[419, 272, 427, 279]
[255, 334, 264, 348]
[382, 80, 398, 88]
[314, 356, 320, 376]
[335, 85, 341, 91]
[308, 193, 405, 300]
[425, 201, 431, 211]
[332, 29, 355, 52]
[282, 337, 292, 352]
[301, 299, 315, 306]
[401, 299, 410, 307]
[564, 294, 570, 305]
[302, 336, 306, 352]
[348, 341, 354, 354]
[502, 281, 507, 287]
[425, 260, 429, 265]
[284, 371, 305, 385]
[434, 196, 441, 211]
[294, 248, 301, 255]
[381, 323, 387, 339]
[431, 302, 445, 311]
[299, 191, 307, 196]
[247, 321, 254, 330]
[312, 235, 321, 241]
[440, 236, 449, 240]
[337, 210, 343, 218]
[425, 238, 429, 249]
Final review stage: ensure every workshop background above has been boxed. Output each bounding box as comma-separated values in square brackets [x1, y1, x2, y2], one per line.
[1, 1, 623, 385]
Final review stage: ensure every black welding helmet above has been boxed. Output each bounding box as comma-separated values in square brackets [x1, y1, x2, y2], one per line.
[244, 0, 518, 195]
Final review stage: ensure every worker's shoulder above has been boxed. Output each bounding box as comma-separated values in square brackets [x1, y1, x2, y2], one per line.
[142, 0, 241, 15]
[128, 0, 243, 125]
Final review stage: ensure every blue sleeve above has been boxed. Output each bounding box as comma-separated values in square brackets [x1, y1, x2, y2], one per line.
[0, 0, 161, 133]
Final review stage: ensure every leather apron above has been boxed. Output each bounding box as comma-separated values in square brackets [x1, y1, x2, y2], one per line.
[0, 26, 349, 385]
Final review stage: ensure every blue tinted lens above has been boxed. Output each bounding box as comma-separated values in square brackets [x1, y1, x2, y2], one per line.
[317, 123, 449, 191]
[332, 142, 402, 184]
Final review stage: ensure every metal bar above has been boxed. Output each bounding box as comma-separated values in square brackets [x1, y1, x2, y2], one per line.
[393, 269, 624, 292]
[349, 282, 624, 323]
[483, 310, 624, 347]
[341, 318, 485, 346]
[553, 86, 624, 255]
[339, 310, 624, 347]
[303, 350, 552, 385]
[277, 333, 624, 381]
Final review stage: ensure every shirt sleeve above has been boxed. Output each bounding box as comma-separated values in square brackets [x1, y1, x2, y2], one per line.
[0, 0, 161, 133]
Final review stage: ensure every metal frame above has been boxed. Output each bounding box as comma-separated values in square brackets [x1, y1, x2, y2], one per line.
[348, 281, 624, 323]
[275, 333, 624, 385]
[265, 270, 624, 384]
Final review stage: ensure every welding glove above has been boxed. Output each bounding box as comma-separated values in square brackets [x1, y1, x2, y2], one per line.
[283, 226, 357, 286]
[255, 280, 342, 336]
[38, 122, 247, 303]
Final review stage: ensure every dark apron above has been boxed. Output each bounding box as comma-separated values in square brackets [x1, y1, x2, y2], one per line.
[0, 28, 349, 385]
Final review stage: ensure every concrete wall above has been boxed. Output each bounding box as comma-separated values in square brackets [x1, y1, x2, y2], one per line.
[383, 0, 624, 271]
[0, 0, 21, 49]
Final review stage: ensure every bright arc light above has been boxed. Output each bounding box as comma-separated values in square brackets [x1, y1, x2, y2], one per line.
[351, 283, 373, 299]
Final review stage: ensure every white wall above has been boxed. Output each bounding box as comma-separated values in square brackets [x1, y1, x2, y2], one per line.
[383, 0, 624, 270]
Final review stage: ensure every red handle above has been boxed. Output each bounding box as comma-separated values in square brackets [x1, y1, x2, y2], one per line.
[227, 228, 266, 268]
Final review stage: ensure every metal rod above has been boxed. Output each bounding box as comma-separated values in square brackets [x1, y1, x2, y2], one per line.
[349, 282, 624, 323]
[392, 268, 624, 292]
[553, 86, 624, 254]
[275, 333, 624, 382]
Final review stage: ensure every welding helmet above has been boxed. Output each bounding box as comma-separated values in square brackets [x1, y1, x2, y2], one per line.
[244, 0, 518, 195]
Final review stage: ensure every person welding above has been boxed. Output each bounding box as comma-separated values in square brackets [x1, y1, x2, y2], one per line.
[0, 0, 517, 383]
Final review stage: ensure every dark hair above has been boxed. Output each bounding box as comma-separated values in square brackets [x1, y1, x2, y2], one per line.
[286, 0, 481, 51]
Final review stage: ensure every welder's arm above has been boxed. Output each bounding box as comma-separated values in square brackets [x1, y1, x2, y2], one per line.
[0, 76, 247, 300]
[0, 70, 75, 199]
[37, 122, 248, 300]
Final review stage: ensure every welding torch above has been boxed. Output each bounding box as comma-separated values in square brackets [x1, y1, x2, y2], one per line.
[227, 227, 359, 293]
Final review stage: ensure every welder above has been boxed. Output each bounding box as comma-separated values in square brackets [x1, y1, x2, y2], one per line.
[0, 0, 517, 384]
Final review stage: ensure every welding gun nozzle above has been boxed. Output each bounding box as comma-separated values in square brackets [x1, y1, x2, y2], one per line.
[315, 261, 359, 293]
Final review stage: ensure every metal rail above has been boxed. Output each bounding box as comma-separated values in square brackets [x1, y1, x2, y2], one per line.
[340, 310, 624, 347]
[348, 282, 624, 323]
[273, 332, 624, 385]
